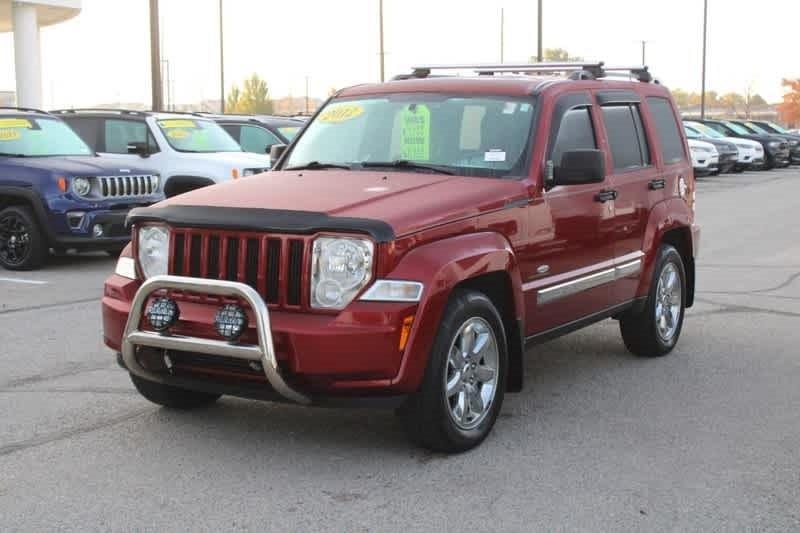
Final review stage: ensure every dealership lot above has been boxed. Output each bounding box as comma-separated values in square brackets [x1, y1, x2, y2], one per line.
[1, 169, 799, 530]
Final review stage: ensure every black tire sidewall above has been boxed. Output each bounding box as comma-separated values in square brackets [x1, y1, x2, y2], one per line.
[417, 290, 508, 450]
[648, 246, 686, 353]
[0, 206, 46, 271]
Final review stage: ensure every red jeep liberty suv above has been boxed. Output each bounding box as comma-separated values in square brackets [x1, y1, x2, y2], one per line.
[102, 62, 699, 452]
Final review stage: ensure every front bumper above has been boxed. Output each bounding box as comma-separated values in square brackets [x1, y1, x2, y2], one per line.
[104, 274, 421, 400]
[49, 210, 132, 249]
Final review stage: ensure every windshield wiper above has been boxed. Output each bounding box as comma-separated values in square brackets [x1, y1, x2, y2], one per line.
[0, 152, 28, 157]
[284, 161, 351, 171]
[360, 160, 454, 175]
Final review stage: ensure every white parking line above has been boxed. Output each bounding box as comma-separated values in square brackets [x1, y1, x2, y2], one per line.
[0, 277, 48, 285]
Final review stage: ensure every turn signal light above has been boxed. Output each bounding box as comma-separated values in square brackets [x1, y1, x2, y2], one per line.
[399, 315, 415, 351]
[231, 168, 240, 180]
[57, 176, 68, 192]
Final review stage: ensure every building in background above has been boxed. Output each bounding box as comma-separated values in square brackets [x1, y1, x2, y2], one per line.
[0, 0, 81, 108]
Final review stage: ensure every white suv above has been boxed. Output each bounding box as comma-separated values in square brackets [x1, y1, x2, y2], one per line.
[688, 138, 719, 175]
[53, 110, 272, 197]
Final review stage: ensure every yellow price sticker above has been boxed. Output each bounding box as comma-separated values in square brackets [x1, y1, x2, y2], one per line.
[0, 118, 32, 129]
[158, 119, 198, 129]
[0, 129, 22, 141]
[167, 129, 190, 140]
[318, 104, 364, 124]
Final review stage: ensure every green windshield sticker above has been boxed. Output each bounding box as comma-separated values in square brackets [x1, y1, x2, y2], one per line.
[400, 104, 431, 161]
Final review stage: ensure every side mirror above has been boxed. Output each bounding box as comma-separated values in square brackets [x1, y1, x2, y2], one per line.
[127, 142, 149, 157]
[552, 149, 605, 186]
[264, 143, 274, 154]
[270, 143, 288, 167]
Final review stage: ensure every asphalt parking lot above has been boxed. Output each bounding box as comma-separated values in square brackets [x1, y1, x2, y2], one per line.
[1, 169, 799, 531]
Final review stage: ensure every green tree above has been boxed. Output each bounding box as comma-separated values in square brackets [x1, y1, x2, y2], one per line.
[529, 48, 584, 63]
[227, 74, 274, 114]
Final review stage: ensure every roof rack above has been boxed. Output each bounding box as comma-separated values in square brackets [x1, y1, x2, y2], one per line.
[395, 62, 653, 83]
[0, 106, 51, 115]
[51, 108, 148, 116]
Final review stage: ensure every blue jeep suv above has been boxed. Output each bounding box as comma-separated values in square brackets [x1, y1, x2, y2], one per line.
[0, 108, 162, 270]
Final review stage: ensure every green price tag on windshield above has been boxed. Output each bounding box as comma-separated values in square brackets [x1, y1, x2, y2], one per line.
[400, 104, 430, 161]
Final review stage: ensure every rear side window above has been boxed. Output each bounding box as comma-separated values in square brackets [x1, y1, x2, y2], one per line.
[550, 107, 597, 170]
[601, 105, 650, 171]
[104, 119, 153, 154]
[647, 97, 685, 164]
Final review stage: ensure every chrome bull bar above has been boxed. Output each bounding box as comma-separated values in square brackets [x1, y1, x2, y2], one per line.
[121, 274, 311, 405]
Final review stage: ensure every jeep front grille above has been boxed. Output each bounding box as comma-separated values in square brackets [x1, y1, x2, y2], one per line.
[98, 175, 158, 197]
[169, 229, 308, 309]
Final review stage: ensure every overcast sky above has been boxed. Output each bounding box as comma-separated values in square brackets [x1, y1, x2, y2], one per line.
[1, 0, 798, 108]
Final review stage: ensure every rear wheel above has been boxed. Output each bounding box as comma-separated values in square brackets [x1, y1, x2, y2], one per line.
[401, 290, 507, 452]
[619, 245, 686, 357]
[130, 373, 221, 409]
[0, 206, 47, 271]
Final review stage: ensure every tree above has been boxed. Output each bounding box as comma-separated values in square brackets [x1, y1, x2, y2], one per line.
[777, 78, 800, 127]
[226, 74, 274, 114]
[719, 92, 745, 111]
[529, 48, 584, 63]
[671, 88, 692, 108]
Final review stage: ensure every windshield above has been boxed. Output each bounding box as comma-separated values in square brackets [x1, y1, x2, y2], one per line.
[765, 122, 789, 134]
[157, 118, 242, 153]
[724, 122, 752, 135]
[0, 116, 93, 157]
[684, 126, 702, 139]
[278, 126, 301, 141]
[284, 95, 536, 178]
[743, 122, 769, 134]
[688, 122, 724, 139]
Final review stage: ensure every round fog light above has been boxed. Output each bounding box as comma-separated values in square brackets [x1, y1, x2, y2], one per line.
[214, 304, 248, 341]
[92, 224, 104, 238]
[146, 297, 179, 332]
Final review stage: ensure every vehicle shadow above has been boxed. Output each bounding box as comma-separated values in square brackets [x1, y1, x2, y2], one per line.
[45, 251, 116, 271]
[138, 320, 649, 460]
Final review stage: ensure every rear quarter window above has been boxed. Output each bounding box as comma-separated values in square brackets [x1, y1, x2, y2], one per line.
[647, 97, 686, 164]
[601, 104, 650, 171]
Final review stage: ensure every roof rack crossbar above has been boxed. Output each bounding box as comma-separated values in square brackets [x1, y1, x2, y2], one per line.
[50, 108, 148, 115]
[397, 62, 653, 83]
[0, 106, 51, 115]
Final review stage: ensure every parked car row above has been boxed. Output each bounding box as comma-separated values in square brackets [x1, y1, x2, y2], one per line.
[682, 117, 799, 175]
[0, 106, 306, 270]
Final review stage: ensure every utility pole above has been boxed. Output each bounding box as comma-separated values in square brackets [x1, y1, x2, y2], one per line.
[219, 0, 225, 113]
[378, 0, 385, 82]
[149, 0, 163, 111]
[537, 0, 543, 62]
[305, 76, 309, 114]
[700, 0, 708, 119]
[500, 8, 504, 63]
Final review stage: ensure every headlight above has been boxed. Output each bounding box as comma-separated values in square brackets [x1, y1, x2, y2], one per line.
[137, 225, 170, 279]
[768, 141, 781, 148]
[690, 146, 710, 153]
[789, 140, 799, 147]
[72, 177, 91, 196]
[311, 237, 374, 309]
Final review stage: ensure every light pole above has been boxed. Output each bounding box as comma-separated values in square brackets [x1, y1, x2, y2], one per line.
[378, 0, 385, 82]
[219, 0, 225, 113]
[700, 0, 708, 119]
[537, 0, 543, 62]
[149, 0, 163, 111]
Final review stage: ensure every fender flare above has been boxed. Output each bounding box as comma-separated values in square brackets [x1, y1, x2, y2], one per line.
[384, 231, 524, 392]
[0, 185, 58, 245]
[163, 176, 216, 198]
[638, 197, 696, 302]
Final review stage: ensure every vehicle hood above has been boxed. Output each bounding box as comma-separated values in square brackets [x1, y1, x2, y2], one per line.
[0, 155, 156, 176]
[154, 170, 526, 237]
[725, 137, 761, 149]
[701, 138, 737, 153]
[688, 139, 717, 151]
[184, 151, 272, 168]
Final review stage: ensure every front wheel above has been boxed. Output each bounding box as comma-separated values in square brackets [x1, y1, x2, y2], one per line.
[0, 206, 47, 271]
[400, 290, 507, 453]
[619, 245, 686, 357]
[130, 373, 221, 409]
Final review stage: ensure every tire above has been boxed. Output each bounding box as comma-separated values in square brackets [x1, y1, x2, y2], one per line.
[400, 289, 507, 453]
[130, 373, 221, 409]
[0, 205, 47, 271]
[619, 245, 686, 357]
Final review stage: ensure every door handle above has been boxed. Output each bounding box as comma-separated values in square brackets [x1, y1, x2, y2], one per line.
[594, 189, 618, 203]
[648, 179, 666, 190]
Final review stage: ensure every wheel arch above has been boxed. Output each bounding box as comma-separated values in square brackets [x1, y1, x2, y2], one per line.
[387, 231, 525, 393]
[0, 186, 54, 244]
